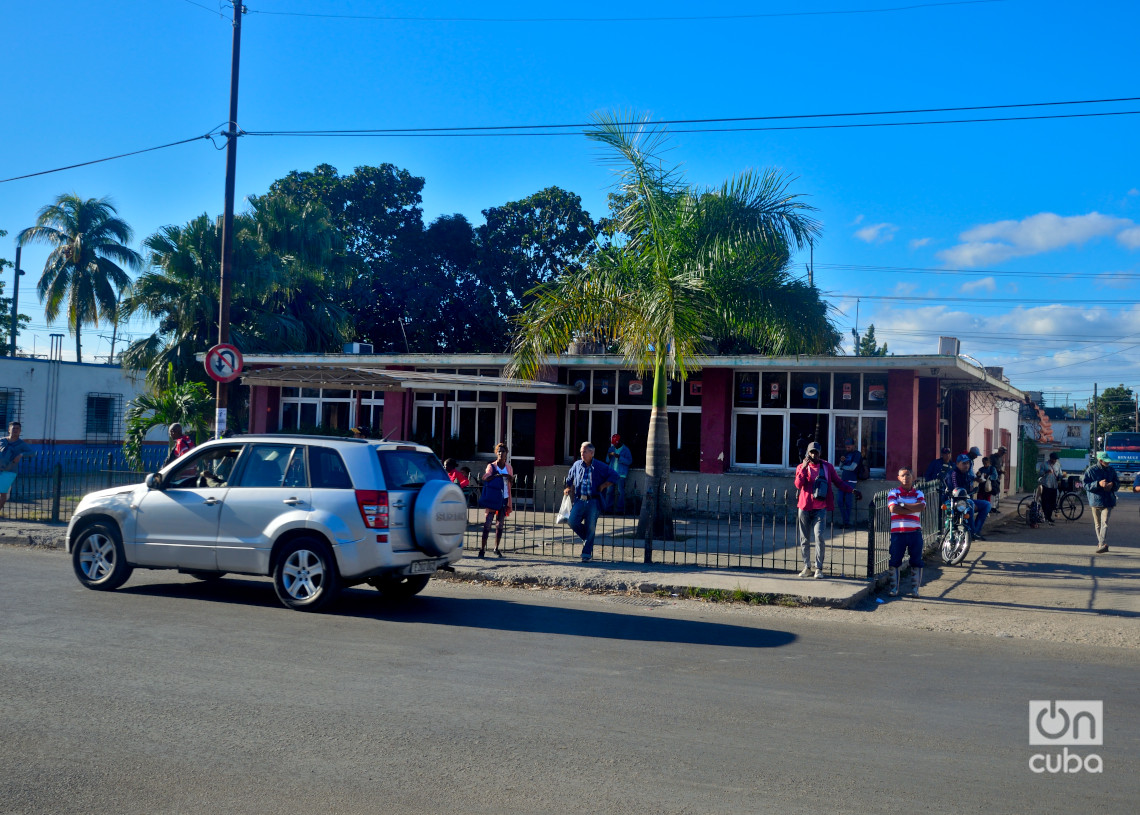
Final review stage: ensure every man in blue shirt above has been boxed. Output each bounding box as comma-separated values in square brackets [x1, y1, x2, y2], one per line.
[564, 442, 617, 562]
[606, 433, 633, 514]
[1082, 451, 1119, 554]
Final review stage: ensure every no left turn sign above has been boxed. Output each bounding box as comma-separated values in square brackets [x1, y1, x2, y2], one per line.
[205, 343, 244, 383]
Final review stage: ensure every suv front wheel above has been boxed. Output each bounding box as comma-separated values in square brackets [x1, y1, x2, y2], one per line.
[273, 538, 340, 611]
[72, 522, 133, 591]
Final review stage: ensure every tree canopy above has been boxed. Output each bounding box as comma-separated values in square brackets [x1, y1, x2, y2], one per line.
[1091, 384, 1137, 436]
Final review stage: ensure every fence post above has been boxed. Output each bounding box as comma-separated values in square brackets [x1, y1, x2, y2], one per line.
[865, 497, 876, 579]
[51, 464, 63, 522]
[106, 451, 114, 488]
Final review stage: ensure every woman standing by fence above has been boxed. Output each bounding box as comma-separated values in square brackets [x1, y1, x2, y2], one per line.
[479, 443, 514, 558]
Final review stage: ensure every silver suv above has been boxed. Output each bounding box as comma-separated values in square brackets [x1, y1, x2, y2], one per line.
[66, 436, 468, 611]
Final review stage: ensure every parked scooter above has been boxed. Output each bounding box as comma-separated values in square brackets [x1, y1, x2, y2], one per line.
[940, 487, 974, 565]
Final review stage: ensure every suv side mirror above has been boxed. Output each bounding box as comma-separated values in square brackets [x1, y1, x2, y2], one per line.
[145, 472, 163, 490]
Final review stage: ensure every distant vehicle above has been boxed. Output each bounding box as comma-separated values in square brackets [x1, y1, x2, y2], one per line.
[66, 436, 468, 611]
[1099, 431, 1140, 484]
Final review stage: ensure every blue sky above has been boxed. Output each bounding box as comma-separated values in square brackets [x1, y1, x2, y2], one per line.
[2, 0, 1138, 407]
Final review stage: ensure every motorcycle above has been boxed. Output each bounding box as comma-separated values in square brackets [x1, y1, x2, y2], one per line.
[940, 487, 974, 565]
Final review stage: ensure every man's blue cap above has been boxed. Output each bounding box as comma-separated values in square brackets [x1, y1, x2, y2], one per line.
[956, 454, 971, 463]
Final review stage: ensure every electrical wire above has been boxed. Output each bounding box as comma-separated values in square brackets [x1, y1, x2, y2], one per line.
[817, 263, 1140, 280]
[0, 134, 213, 184]
[246, 0, 1009, 24]
[247, 101, 1140, 137]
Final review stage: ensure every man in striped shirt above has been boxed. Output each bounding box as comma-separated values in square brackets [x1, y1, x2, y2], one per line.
[887, 467, 926, 597]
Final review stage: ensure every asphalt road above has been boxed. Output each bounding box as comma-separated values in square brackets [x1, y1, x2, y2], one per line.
[2, 547, 1137, 815]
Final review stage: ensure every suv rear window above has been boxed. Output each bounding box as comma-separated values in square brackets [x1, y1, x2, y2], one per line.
[378, 450, 449, 490]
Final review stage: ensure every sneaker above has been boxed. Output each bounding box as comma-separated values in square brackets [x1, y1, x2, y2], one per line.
[1047, 520, 1055, 526]
[814, 569, 824, 579]
[1096, 544, 1109, 554]
[798, 567, 813, 577]
[581, 554, 593, 562]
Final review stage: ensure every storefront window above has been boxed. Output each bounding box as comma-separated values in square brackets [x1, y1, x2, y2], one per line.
[833, 374, 861, 410]
[864, 374, 888, 408]
[788, 413, 830, 463]
[761, 372, 787, 409]
[790, 373, 830, 409]
[861, 416, 887, 470]
[734, 372, 760, 408]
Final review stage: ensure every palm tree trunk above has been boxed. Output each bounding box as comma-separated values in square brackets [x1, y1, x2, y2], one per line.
[75, 323, 82, 363]
[636, 354, 675, 560]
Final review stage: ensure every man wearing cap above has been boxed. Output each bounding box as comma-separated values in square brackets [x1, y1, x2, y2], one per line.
[606, 434, 633, 514]
[794, 441, 855, 578]
[835, 437, 863, 528]
[1082, 451, 1119, 553]
[945, 454, 991, 539]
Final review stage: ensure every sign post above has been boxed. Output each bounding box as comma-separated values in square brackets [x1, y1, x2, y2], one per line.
[205, 343, 243, 437]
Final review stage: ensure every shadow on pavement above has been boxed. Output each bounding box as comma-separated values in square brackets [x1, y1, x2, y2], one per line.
[119, 578, 799, 650]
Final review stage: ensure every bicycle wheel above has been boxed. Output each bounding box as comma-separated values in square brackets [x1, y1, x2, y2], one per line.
[1059, 493, 1084, 521]
[1017, 495, 1032, 520]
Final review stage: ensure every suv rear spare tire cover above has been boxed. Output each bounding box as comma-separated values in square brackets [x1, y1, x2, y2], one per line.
[412, 480, 468, 555]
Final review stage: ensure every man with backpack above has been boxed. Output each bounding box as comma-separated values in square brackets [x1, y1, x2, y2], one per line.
[794, 442, 856, 579]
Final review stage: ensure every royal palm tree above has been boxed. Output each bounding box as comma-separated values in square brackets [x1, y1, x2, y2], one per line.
[508, 113, 839, 559]
[17, 194, 142, 362]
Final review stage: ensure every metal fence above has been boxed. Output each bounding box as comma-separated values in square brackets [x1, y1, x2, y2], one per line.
[463, 475, 936, 580]
[1, 447, 165, 523]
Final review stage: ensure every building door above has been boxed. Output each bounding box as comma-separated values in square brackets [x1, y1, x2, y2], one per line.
[507, 404, 537, 485]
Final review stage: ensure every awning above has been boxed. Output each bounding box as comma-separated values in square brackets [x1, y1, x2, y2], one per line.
[240, 365, 580, 395]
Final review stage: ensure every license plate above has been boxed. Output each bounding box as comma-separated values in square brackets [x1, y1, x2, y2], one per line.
[408, 559, 440, 575]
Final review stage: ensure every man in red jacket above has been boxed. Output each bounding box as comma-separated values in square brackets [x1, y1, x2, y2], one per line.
[794, 441, 855, 579]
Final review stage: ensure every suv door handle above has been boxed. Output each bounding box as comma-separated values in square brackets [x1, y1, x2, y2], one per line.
[283, 497, 305, 506]
[203, 497, 221, 506]
[391, 500, 407, 509]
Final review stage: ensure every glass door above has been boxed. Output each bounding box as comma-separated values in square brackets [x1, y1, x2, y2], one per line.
[507, 404, 537, 488]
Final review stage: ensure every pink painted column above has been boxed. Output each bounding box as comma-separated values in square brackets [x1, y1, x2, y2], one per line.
[249, 385, 280, 433]
[534, 394, 558, 467]
[382, 392, 406, 440]
[917, 377, 941, 465]
[700, 368, 732, 474]
[886, 369, 919, 474]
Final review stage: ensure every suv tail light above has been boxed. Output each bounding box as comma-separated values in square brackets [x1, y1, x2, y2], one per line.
[356, 490, 388, 529]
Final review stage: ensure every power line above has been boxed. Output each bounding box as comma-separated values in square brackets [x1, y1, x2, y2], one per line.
[175, 0, 228, 20]
[829, 293, 1140, 305]
[0, 133, 213, 184]
[247, 0, 1009, 24]
[247, 99, 1140, 137]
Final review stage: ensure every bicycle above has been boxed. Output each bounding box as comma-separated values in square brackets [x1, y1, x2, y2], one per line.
[1018, 476, 1085, 522]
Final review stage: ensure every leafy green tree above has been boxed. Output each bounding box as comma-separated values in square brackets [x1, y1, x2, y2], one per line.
[508, 113, 836, 555]
[123, 365, 214, 468]
[17, 195, 142, 362]
[0, 229, 31, 354]
[121, 194, 350, 386]
[857, 324, 888, 356]
[477, 186, 596, 320]
[1090, 384, 1137, 435]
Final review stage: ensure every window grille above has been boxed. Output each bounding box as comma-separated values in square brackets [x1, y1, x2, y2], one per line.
[85, 393, 124, 444]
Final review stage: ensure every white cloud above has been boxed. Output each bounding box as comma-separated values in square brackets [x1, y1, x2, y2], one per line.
[937, 212, 1134, 266]
[854, 222, 898, 244]
[1093, 271, 1137, 290]
[852, 214, 864, 225]
[960, 276, 997, 293]
[909, 237, 932, 249]
[1129, 188, 1140, 196]
[1118, 226, 1140, 249]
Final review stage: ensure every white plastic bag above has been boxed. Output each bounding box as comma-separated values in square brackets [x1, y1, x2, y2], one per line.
[555, 494, 573, 525]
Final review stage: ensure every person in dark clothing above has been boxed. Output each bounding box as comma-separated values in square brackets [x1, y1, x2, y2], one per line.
[990, 445, 1008, 511]
[1082, 452, 1119, 554]
[1038, 452, 1063, 525]
[924, 447, 953, 483]
[945, 454, 990, 538]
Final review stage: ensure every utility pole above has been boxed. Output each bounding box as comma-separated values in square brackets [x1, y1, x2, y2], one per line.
[1092, 382, 1098, 455]
[216, 1, 245, 437]
[9, 246, 24, 356]
[808, 239, 813, 288]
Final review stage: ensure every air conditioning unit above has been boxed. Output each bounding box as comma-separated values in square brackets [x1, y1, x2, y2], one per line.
[342, 342, 374, 354]
[937, 336, 960, 356]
